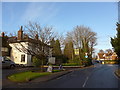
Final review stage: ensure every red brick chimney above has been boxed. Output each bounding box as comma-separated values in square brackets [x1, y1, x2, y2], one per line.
[18, 26, 23, 41]
[1, 32, 5, 37]
[35, 34, 39, 40]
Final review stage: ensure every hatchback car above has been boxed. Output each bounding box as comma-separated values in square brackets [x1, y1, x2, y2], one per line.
[2, 57, 16, 68]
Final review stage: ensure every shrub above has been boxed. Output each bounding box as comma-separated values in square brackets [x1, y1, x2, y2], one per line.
[32, 56, 41, 67]
[62, 63, 81, 66]
[68, 56, 82, 65]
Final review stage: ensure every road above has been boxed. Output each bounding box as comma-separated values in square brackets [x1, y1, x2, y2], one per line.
[30, 64, 119, 88]
[2, 63, 120, 88]
[3, 63, 119, 88]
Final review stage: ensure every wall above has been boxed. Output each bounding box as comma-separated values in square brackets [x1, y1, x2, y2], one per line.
[9, 42, 32, 66]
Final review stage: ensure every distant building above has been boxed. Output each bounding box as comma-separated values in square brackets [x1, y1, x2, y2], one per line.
[97, 52, 118, 60]
[74, 48, 79, 55]
[0, 32, 11, 57]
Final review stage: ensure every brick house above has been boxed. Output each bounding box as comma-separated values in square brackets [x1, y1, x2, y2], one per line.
[97, 52, 118, 60]
[1, 32, 11, 57]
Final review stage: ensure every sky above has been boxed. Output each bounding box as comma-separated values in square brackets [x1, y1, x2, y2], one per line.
[2, 2, 118, 53]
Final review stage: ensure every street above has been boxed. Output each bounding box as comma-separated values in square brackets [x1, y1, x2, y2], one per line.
[2, 63, 120, 88]
[29, 64, 119, 88]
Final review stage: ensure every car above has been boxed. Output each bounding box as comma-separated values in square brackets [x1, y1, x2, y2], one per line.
[2, 57, 16, 69]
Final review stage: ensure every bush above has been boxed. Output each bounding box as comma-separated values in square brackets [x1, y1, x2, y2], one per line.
[55, 55, 68, 64]
[83, 58, 92, 66]
[32, 56, 41, 67]
[68, 56, 82, 65]
[62, 63, 81, 66]
[103, 60, 119, 64]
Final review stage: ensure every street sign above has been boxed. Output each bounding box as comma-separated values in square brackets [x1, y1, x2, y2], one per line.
[48, 57, 55, 64]
[85, 56, 88, 58]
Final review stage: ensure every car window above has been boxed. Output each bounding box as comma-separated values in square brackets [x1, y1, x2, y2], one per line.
[4, 60, 11, 61]
[4, 57, 11, 61]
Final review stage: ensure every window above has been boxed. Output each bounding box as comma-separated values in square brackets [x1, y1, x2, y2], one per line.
[21, 55, 25, 62]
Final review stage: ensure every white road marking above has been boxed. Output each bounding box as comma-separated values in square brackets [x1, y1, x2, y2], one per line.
[82, 76, 89, 88]
[113, 71, 120, 80]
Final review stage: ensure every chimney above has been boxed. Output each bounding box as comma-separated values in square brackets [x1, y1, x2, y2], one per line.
[35, 34, 39, 40]
[1, 32, 5, 37]
[18, 26, 23, 41]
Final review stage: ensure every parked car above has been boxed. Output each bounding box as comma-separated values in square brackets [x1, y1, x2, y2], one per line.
[2, 57, 16, 69]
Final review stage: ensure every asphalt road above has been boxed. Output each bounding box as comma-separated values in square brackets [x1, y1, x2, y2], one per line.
[2, 63, 120, 88]
[32, 64, 119, 88]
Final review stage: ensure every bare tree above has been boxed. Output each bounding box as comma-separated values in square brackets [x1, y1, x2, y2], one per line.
[65, 25, 97, 66]
[9, 21, 56, 70]
[73, 25, 97, 58]
[25, 21, 56, 45]
[105, 49, 112, 54]
[99, 49, 104, 53]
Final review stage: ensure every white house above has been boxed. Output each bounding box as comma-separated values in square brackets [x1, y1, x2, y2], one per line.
[9, 42, 32, 66]
[8, 26, 52, 66]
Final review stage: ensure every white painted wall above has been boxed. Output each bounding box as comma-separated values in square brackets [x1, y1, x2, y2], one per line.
[9, 42, 52, 66]
[9, 42, 32, 66]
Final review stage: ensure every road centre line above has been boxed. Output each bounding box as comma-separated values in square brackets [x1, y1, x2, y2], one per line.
[82, 76, 89, 88]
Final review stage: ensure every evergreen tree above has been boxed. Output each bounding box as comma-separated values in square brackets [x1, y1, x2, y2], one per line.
[64, 41, 74, 60]
[50, 38, 56, 56]
[54, 39, 62, 56]
[111, 22, 120, 60]
[64, 43, 69, 58]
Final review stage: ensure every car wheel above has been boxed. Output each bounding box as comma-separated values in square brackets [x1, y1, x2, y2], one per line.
[10, 64, 15, 69]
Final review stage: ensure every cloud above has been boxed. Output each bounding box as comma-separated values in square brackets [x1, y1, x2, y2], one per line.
[20, 2, 60, 25]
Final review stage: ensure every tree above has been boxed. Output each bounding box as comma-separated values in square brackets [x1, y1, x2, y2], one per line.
[25, 21, 56, 45]
[54, 39, 62, 56]
[64, 25, 97, 66]
[50, 38, 56, 56]
[111, 22, 120, 60]
[52, 39, 62, 64]
[99, 49, 104, 53]
[64, 41, 74, 60]
[72, 25, 97, 64]
[105, 49, 112, 54]
[9, 22, 56, 71]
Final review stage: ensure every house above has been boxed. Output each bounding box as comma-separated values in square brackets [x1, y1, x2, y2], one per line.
[1, 32, 11, 57]
[3, 26, 52, 66]
[74, 48, 79, 55]
[97, 52, 118, 60]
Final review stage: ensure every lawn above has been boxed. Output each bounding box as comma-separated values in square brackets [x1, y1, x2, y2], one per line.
[52, 69, 64, 72]
[8, 71, 51, 83]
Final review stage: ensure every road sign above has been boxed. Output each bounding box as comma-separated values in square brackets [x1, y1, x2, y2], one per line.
[48, 57, 55, 64]
[85, 56, 88, 58]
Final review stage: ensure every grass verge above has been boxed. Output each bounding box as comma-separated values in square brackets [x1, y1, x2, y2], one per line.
[8, 71, 51, 83]
[62, 63, 81, 66]
[52, 69, 65, 73]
